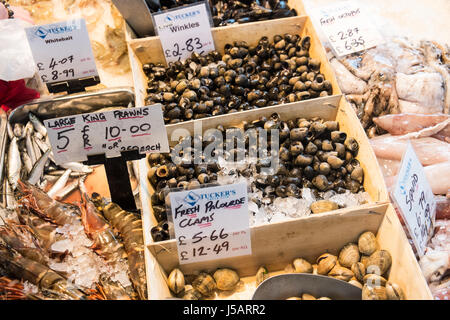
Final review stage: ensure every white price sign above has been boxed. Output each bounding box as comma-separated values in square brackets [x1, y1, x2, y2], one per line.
[312, 1, 383, 57]
[392, 142, 436, 257]
[44, 105, 170, 165]
[153, 2, 215, 63]
[169, 182, 252, 264]
[25, 18, 98, 84]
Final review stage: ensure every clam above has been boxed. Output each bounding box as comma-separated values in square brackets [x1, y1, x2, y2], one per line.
[360, 255, 370, 268]
[351, 262, 366, 282]
[338, 243, 360, 268]
[328, 265, 354, 281]
[386, 282, 405, 300]
[293, 258, 313, 273]
[284, 263, 295, 273]
[349, 279, 363, 289]
[310, 200, 338, 214]
[213, 269, 240, 291]
[362, 284, 387, 300]
[286, 297, 302, 300]
[182, 285, 202, 300]
[316, 253, 337, 275]
[192, 272, 216, 296]
[168, 268, 185, 294]
[366, 250, 392, 275]
[302, 293, 316, 300]
[256, 266, 269, 286]
[363, 274, 387, 287]
[358, 231, 377, 256]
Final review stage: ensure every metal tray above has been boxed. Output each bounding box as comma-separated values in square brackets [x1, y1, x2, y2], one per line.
[252, 273, 362, 300]
[8, 87, 135, 125]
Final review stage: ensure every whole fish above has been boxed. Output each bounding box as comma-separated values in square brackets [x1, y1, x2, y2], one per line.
[7, 137, 21, 190]
[54, 179, 80, 201]
[25, 127, 37, 165]
[60, 162, 93, 174]
[32, 137, 42, 161]
[21, 152, 33, 175]
[32, 136, 55, 163]
[6, 122, 14, 140]
[27, 149, 51, 186]
[46, 170, 88, 178]
[47, 169, 72, 199]
[4, 179, 17, 210]
[28, 113, 47, 137]
[13, 123, 23, 138]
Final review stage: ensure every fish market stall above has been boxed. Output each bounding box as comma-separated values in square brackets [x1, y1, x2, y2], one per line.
[0, 0, 447, 302]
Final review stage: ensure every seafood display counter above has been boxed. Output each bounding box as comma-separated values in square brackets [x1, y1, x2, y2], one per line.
[137, 95, 430, 299]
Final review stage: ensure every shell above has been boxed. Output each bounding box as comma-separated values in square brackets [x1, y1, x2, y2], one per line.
[318, 297, 332, 300]
[360, 255, 370, 267]
[286, 297, 302, 300]
[316, 253, 337, 275]
[213, 269, 240, 291]
[386, 282, 406, 300]
[310, 200, 338, 214]
[349, 280, 363, 289]
[362, 284, 387, 300]
[182, 285, 202, 300]
[358, 231, 377, 255]
[284, 263, 295, 273]
[293, 258, 313, 273]
[351, 262, 366, 282]
[338, 243, 360, 268]
[328, 265, 354, 281]
[256, 266, 269, 286]
[366, 250, 392, 275]
[192, 272, 216, 296]
[312, 264, 318, 275]
[302, 293, 316, 300]
[363, 274, 387, 287]
[168, 268, 185, 294]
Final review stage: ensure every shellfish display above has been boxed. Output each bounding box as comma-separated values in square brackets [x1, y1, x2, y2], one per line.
[148, 113, 370, 242]
[143, 34, 333, 124]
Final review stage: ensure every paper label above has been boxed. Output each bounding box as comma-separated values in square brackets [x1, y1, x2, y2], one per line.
[153, 1, 215, 63]
[169, 182, 251, 264]
[392, 142, 436, 257]
[311, 1, 383, 57]
[25, 18, 98, 84]
[44, 105, 170, 165]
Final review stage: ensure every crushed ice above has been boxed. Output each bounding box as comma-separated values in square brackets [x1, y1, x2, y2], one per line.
[48, 221, 132, 290]
[215, 156, 371, 226]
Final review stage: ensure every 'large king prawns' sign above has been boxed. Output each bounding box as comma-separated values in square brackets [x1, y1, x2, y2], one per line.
[169, 182, 251, 264]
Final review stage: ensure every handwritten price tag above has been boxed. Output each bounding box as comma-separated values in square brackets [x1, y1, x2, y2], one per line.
[153, 1, 215, 64]
[43, 105, 170, 165]
[169, 182, 251, 264]
[312, 1, 383, 57]
[392, 142, 436, 257]
[25, 18, 98, 84]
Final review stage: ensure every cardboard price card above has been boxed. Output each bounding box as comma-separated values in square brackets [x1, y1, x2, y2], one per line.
[44, 105, 170, 165]
[25, 18, 98, 84]
[153, 1, 215, 63]
[169, 182, 252, 264]
[311, 1, 383, 57]
[392, 142, 436, 257]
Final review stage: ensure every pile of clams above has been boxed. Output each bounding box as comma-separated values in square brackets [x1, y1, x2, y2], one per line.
[167, 268, 241, 299]
[149, 113, 366, 241]
[260, 231, 405, 300]
[144, 33, 332, 124]
[144, 0, 296, 29]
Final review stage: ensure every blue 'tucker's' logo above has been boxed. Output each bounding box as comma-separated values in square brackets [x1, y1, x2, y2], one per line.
[35, 27, 48, 39]
[183, 191, 200, 206]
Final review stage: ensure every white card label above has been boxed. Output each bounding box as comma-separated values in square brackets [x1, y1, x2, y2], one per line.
[311, 1, 383, 57]
[25, 18, 98, 84]
[44, 105, 170, 165]
[153, 2, 215, 63]
[392, 142, 436, 257]
[170, 182, 251, 264]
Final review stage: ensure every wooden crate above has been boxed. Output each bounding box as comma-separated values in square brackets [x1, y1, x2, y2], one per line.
[127, 15, 342, 115]
[135, 95, 428, 299]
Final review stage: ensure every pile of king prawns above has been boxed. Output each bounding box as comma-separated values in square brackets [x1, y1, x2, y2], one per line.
[0, 114, 147, 300]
